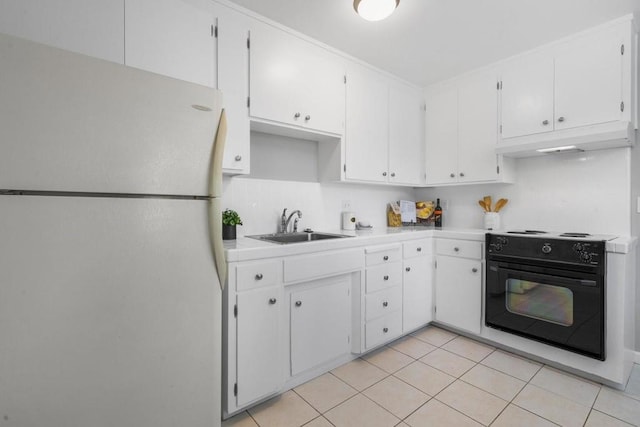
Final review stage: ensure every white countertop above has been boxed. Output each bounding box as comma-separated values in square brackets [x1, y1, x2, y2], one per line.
[224, 226, 637, 262]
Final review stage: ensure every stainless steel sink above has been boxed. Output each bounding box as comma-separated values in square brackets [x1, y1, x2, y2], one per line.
[247, 231, 353, 244]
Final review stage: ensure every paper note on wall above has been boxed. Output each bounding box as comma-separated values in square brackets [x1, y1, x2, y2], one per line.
[400, 200, 416, 223]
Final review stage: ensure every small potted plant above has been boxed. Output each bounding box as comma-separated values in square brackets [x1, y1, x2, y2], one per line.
[222, 209, 243, 240]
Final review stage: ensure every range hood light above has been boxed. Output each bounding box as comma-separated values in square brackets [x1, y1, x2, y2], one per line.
[353, 0, 400, 21]
[536, 145, 578, 153]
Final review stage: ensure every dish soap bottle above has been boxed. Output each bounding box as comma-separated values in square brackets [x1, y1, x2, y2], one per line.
[434, 198, 443, 228]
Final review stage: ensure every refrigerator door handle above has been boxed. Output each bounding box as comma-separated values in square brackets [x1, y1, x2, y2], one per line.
[209, 109, 227, 289]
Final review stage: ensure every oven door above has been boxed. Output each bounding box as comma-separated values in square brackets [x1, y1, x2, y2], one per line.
[486, 259, 604, 360]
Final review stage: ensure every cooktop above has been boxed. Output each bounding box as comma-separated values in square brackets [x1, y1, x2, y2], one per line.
[496, 230, 618, 241]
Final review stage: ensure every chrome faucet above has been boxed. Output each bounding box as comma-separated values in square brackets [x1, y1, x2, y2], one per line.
[280, 208, 302, 233]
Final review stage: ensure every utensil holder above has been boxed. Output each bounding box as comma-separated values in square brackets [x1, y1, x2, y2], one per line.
[484, 212, 500, 230]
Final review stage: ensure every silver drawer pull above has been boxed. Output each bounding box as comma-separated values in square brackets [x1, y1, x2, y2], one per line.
[235, 155, 242, 161]
[417, 247, 422, 252]
[383, 255, 389, 261]
[472, 268, 478, 273]
[406, 267, 411, 272]
[295, 301, 302, 307]
[255, 273, 263, 280]
[383, 275, 389, 281]
[382, 301, 388, 307]
[383, 327, 389, 333]
[294, 112, 301, 118]
[454, 247, 460, 252]
[269, 298, 277, 304]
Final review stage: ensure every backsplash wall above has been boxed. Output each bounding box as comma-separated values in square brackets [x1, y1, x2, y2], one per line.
[222, 177, 415, 237]
[416, 148, 632, 236]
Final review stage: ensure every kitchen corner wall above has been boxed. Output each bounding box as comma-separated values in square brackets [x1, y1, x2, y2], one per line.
[416, 148, 632, 236]
[221, 177, 415, 237]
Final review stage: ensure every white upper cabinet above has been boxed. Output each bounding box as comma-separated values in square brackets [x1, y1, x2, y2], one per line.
[249, 21, 345, 135]
[425, 70, 510, 186]
[500, 53, 554, 138]
[214, 3, 251, 174]
[0, 0, 124, 63]
[124, 0, 217, 88]
[389, 82, 425, 185]
[344, 63, 389, 183]
[345, 63, 423, 186]
[498, 16, 636, 154]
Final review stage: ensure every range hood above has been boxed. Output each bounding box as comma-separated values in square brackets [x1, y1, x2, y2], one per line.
[496, 121, 636, 157]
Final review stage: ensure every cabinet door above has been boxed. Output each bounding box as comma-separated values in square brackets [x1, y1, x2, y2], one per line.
[554, 27, 624, 131]
[236, 286, 282, 407]
[403, 257, 433, 332]
[389, 82, 424, 185]
[290, 278, 351, 376]
[458, 72, 500, 183]
[0, 0, 124, 63]
[435, 256, 481, 334]
[216, 4, 250, 173]
[424, 86, 458, 185]
[125, 0, 216, 88]
[500, 52, 554, 138]
[249, 23, 345, 135]
[344, 63, 389, 182]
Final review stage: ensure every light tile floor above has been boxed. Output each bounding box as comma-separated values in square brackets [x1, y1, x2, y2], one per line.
[222, 326, 640, 427]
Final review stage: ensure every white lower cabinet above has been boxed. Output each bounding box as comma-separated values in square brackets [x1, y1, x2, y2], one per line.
[434, 239, 483, 334]
[290, 277, 351, 376]
[236, 285, 282, 407]
[402, 239, 434, 333]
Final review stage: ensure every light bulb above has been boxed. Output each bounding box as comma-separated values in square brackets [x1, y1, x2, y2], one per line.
[354, 0, 400, 22]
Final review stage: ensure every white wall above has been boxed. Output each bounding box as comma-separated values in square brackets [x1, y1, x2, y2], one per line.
[416, 148, 632, 235]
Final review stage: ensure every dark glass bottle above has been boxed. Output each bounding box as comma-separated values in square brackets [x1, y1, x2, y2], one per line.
[434, 198, 443, 228]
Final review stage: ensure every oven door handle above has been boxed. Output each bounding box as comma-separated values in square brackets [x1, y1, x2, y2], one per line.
[495, 267, 601, 291]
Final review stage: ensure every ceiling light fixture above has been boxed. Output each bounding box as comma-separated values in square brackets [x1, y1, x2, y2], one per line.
[353, 0, 400, 22]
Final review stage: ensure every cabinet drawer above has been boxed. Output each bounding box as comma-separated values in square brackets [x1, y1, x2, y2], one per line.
[366, 262, 402, 293]
[365, 285, 402, 321]
[436, 239, 482, 259]
[365, 311, 402, 350]
[365, 244, 402, 266]
[236, 260, 282, 291]
[403, 239, 433, 259]
[284, 248, 363, 284]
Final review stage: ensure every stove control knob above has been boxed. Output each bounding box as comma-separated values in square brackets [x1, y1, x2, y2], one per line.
[494, 244, 503, 252]
[541, 244, 552, 254]
[580, 252, 592, 263]
[573, 243, 584, 252]
[497, 236, 508, 245]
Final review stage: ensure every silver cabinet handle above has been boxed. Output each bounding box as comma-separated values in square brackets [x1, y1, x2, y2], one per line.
[305, 115, 311, 121]
[382, 301, 388, 307]
[294, 112, 301, 118]
[383, 327, 389, 333]
[558, 116, 565, 122]
[459, 172, 465, 177]
[295, 301, 302, 307]
[235, 155, 242, 161]
[383, 255, 389, 261]
[406, 267, 411, 272]
[383, 275, 389, 281]
[382, 172, 387, 177]
[472, 268, 478, 273]
[417, 247, 422, 252]
[269, 298, 277, 304]
[454, 247, 460, 252]
[542, 119, 549, 125]
[255, 273, 263, 280]
[390, 172, 396, 177]
[450, 173, 455, 178]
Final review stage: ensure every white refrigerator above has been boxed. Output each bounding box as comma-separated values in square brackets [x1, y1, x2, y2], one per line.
[0, 33, 227, 426]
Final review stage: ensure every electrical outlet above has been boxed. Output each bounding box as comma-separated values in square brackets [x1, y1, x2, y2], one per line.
[342, 200, 352, 211]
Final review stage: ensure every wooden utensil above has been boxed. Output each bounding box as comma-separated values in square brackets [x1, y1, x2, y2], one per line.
[483, 196, 492, 212]
[494, 198, 509, 212]
[478, 200, 489, 212]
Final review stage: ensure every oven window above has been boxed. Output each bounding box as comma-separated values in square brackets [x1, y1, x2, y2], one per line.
[505, 279, 574, 327]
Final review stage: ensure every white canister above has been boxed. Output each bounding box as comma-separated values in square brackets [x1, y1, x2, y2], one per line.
[484, 212, 501, 230]
[342, 212, 356, 230]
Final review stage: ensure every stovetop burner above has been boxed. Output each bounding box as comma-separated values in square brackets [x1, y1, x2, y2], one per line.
[559, 232, 591, 238]
[506, 230, 548, 235]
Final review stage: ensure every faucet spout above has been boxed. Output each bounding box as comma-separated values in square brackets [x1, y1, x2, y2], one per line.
[283, 209, 302, 233]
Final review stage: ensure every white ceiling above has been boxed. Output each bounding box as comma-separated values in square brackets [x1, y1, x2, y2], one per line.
[225, 0, 640, 86]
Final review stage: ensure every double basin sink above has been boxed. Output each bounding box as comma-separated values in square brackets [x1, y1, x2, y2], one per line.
[247, 231, 353, 244]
